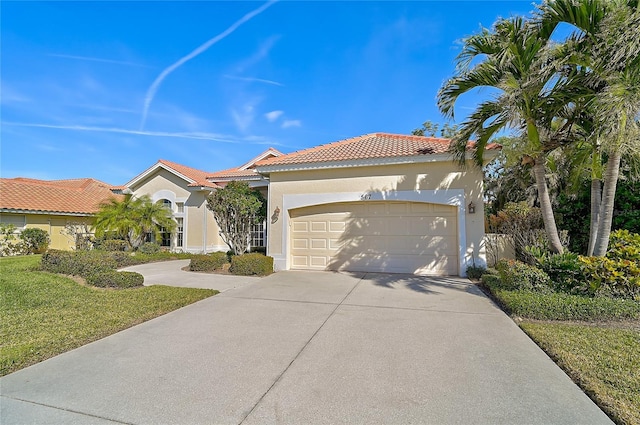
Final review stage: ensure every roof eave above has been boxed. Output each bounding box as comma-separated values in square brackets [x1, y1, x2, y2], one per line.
[0, 208, 95, 217]
[124, 162, 197, 189]
[255, 152, 459, 174]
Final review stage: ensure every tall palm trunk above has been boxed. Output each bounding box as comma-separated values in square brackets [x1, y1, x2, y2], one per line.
[587, 148, 602, 256]
[532, 155, 565, 254]
[587, 177, 601, 256]
[593, 151, 621, 256]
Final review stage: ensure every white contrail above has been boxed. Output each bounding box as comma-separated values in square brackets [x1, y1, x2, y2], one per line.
[140, 0, 278, 130]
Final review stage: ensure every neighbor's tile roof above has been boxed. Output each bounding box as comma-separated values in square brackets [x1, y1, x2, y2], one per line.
[157, 159, 219, 188]
[207, 168, 262, 179]
[207, 148, 283, 181]
[0, 177, 123, 215]
[256, 132, 500, 167]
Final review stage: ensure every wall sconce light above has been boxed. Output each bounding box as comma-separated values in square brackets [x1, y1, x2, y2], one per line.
[271, 206, 281, 224]
[468, 201, 476, 214]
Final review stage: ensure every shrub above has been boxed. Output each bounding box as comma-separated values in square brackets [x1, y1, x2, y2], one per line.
[529, 250, 583, 293]
[229, 253, 273, 276]
[496, 259, 551, 292]
[578, 256, 640, 299]
[189, 252, 229, 272]
[490, 289, 640, 321]
[607, 229, 640, 262]
[480, 273, 502, 289]
[41, 250, 116, 277]
[86, 271, 144, 289]
[138, 242, 161, 254]
[466, 265, 486, 280]
[19, 228, 50, 254]
[96, 239, 128, 252]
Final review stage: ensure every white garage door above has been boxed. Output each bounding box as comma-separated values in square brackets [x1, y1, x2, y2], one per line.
[289, 201, 458, 275]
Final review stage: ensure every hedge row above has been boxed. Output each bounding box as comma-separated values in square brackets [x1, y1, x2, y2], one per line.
[481, 273, 640, 321]
[87, 271, 144, 289]
[41, 250, 143, 289]
[190, 252, 229, 272]
[229, 253, 273, 276]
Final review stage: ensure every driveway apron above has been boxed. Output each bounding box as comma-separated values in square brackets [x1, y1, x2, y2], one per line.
[1, 266, 612, 425]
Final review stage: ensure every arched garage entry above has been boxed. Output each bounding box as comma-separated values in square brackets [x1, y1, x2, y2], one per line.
[289, 201, 458, 275]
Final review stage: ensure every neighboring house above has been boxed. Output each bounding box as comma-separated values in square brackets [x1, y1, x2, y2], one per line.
[122, 148, 280, 253]
[121, 132, 498, 276]
[255, 133, 499, 276]
[0, 177, 122, 250]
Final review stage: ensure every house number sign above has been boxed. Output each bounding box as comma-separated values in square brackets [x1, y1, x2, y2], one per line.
[360, 193, 371, 200]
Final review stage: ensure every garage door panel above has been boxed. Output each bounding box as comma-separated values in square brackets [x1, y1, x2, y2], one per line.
[292, 238, 308, 249]
[291, 255, 309, 267]
[290, 201, 458, 275]
[310, 239, 327, 249]
[310, 256, 328, 267]
[310, 221, 327, 232]
[330, 221, 345, 232]
[292, 222, 308, 232]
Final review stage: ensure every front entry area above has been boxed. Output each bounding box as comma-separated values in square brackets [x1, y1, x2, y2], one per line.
[289, 201, 458, 275]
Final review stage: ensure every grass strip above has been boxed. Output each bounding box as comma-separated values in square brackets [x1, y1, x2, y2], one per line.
[521, 322, 640, 425]
[1, 255, 216, 376]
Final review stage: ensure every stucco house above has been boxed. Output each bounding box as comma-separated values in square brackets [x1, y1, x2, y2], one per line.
[123, 132, 498, 276]
[122, 148, 281, 253]
[0, 177, 122, 250]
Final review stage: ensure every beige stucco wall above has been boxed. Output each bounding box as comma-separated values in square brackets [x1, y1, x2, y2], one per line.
[130, 169, 225, 253]
[265, 161, 486, 275]
[1, 212, 93, 251]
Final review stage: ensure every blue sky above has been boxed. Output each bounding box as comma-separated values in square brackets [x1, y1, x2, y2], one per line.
[1, 1, 536, 185]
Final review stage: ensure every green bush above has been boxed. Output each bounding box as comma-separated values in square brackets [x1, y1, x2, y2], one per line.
[19, 228, 49, 254]
[138, 242, 161, 254]
[578, 255, 640, 299]
[607, 229, 640, 262]
[533, 251, 583, 293]
[491, 289, 640, 321]
[41, 250, 116, 277]
[496, 259, 552, 292]
[466, 265, 486, 280]
[481, 273, 502, 288]
[189, 252, 229, 272]
[86, 271, 144, 289]
[229, 253, 273, 276]
[96, 239, 128, 252]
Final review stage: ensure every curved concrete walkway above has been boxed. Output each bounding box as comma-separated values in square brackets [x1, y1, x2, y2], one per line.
[121, 259, 260, 291]
[1, 262, 612, 424]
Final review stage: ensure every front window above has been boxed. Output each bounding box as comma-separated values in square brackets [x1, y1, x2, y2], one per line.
[176, 218, 183, 248]
[176, 202, 184, 213]
[160, 199, 172, 211]
[160, 227, 171, 247]
[251, 221, 265, 248]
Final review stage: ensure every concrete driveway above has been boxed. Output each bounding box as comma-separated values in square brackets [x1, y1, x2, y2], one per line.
[1, 265, 612, 424]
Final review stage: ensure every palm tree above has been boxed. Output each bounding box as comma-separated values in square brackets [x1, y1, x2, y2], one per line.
[437, 17, 579, 253]
[133, 197, 177, 248]
[536, 0, 640, 256]
[94, 194, 175, 250]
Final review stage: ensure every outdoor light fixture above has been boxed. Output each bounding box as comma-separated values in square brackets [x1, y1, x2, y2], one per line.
[468, 201, 476, 214]
[271, 206, 281, 224]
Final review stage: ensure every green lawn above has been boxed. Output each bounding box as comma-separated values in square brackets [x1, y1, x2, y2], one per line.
[0, 255, 216, 376]
[521, 322, 640, 425]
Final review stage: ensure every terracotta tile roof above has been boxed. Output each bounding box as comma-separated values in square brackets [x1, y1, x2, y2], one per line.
[0, 178, 123, 215]
[156, 159, 219, 188]
[207, 148, 283, 181]
[256, 132, 500, 167]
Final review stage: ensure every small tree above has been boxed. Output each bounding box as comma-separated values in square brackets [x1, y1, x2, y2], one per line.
[94, 194, 175, 250]
[63, 221, 94, 250]
[0, 223, 22, 256]
[206, 181, 266, 255]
